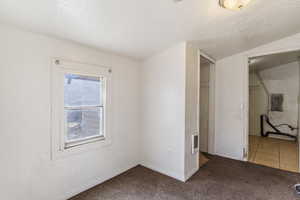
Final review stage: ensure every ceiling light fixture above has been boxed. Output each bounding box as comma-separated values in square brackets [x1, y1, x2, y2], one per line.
[219, 0, 252, 10]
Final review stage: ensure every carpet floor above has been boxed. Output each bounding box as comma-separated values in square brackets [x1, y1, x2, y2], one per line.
[70, 155, 300, 200]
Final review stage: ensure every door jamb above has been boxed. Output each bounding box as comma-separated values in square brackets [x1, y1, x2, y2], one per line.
[198, 50, 216, 155]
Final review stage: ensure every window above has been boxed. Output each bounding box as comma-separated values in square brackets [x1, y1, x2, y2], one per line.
[64, 74, 105, 148]
[51, 59, 112, 158]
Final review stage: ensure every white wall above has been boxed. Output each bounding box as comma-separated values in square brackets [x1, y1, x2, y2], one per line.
[140, 42, 200, 181]
[260, 62, 299, 137]
[0, 24, 140, 200]
[215, 55, 246, 160]
[249, 62, 300, 138]
[200, 62, 210, 151]
[216, 32, 300, 160]
[140, 43, 186, 181]
[184, 44, 199, 180]
[249, 72, 268, 136]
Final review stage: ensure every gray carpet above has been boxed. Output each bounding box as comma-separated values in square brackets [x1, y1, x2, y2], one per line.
[70, 155, 300, 200]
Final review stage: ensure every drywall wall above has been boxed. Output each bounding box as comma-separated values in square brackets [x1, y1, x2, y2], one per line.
[200, 62, 210, 152]
[184, 44, 199, 180]
[0, 24, 140, 200]
[140, 43, 186, 181]
[140, 42, 200, 181]
[259, 62, 299, 138]
[216, 32, 300, 160]
[249, 72, 268, 136]
[215, 55, 246, 160]
[249, 62, 300, 138]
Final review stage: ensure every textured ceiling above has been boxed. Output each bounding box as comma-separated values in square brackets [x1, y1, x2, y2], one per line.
[0, 0, 300, 60]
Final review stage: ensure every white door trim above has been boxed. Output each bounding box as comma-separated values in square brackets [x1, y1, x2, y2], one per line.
[297, 58, 300, 172]
[199, 50, 216, 155]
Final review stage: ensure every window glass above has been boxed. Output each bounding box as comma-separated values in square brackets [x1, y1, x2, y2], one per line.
[64, 74, 104, 147]
[64, 74, 103, 106]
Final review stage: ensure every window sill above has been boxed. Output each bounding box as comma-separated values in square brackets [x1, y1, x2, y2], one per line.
[65, 135, 105, 149]
[51, 138, 112, 160]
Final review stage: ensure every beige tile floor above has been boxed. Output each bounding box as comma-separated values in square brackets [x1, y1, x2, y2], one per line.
[248, 135, 299, 173]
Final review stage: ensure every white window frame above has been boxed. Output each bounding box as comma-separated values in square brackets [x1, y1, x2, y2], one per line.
[51, 59, 112, 159]
[63, 75, 105, 149]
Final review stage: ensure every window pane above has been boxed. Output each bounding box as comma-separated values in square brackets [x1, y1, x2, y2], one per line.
[65, 107, 103, 142]
[64, 74, 103, 106]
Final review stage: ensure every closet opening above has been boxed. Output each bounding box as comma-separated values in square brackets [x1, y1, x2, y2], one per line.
[199, 54, 215, 166]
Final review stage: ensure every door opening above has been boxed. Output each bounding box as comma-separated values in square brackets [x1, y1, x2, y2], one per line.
[247, 50, 300, 172]
[199, 54, 215, 166]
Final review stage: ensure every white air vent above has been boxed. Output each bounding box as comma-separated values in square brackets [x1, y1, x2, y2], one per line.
[192, 134, 199, 154]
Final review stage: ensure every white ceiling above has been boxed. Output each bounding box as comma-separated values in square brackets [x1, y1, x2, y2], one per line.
[250, 50, 300, 72]
[200, 55, 212, 65]
[1, 0, 300, 60]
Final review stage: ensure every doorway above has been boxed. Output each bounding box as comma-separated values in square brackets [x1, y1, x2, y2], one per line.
[199, 54, 215, 165]
[247, 50, 300, 172]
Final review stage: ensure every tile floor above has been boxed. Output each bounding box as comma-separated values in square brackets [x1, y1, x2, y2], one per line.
[249, 135, 299, 172]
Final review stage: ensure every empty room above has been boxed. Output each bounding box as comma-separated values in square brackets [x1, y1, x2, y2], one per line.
[1, 0, 300, 200]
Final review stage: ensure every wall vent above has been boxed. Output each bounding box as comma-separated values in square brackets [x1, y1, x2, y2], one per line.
[192, 134, 199, 154]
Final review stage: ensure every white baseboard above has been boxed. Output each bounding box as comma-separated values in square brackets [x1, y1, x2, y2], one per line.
[184, 167, 198, 182]
[215, 151, 243, 161]
[56, 160, 198, 200]
[139, 161, 185, 182]
[58, 163, 139, 200]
